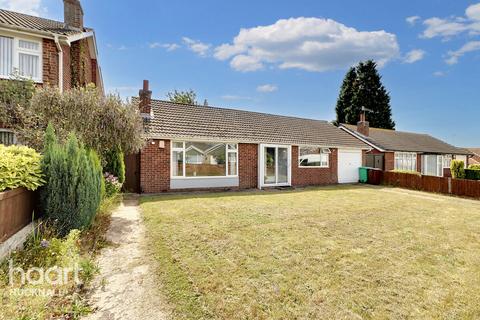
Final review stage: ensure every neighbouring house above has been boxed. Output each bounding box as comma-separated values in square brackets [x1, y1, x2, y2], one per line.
[125, 81, 369, 193]
[466, 148, 480, 165]
[340, 115, 471, 177]
[0, 0, 102, 144]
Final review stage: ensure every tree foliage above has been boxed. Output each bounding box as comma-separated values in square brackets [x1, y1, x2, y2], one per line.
[104, 145, 126, 183]
[13, 85, 144, 157]
[335, 60, 395, 129]
[450, 160, 466, 179]
[167, 89, 197, 105]
[0, 78, 36, 126]
[40, 124, 103, 236]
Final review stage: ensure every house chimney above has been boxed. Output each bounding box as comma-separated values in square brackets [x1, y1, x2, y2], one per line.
[357, 112, 369, 136]
[139, 80, 152, 119]
[64, 0, 84, 29]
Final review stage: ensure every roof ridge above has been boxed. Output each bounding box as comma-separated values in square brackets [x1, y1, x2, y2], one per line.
[342, 123, 432, 136]
[150, 98, 331, 124]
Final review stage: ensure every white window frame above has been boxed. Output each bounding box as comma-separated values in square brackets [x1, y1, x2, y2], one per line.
[170, 141, 238, 179]
[0, 34, 43, 83]
[298, 146, 331, 168]
[259, 144, 292, 188]
[394, 152, 417, 171]
[0, 128, 17, 145]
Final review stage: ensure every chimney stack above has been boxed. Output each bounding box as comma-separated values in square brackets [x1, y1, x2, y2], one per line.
[64, 0, 84, 29]
[139, 80, 152, 119]
[357, 112, 369, 136]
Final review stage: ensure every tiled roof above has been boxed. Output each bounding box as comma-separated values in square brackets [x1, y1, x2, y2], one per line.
[138, 99, 369, 149]
[467, 148, 480, 156]
[0, 9, 87, 36]
[341, 124, 469, 155]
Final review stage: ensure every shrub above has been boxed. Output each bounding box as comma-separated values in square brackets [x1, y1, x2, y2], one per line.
[104, 173, 122, 197]
[469, 164, 480, 170]
[465, 169, 480, 180]
[391, 169, 421, 176]
[450, 160, 466, 179]
[104, 145, 125, 184]
[0, 144, 45, 191]
[40, 124, 103, 236]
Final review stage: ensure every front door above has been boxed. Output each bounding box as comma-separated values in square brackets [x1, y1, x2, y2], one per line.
[260, 145, 291, 188]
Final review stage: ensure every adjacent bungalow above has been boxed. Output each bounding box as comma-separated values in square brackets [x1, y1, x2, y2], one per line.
[466, 148, 480, 165]
[127, 81, 369, 193]
[340, 116, 471, 177]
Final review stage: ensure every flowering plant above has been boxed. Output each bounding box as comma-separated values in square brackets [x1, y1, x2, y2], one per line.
[104, 172, 122, 197]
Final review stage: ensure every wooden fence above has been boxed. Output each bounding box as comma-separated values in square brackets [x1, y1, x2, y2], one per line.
[0, 188, 36, 244]
[380, 171, 480, 199]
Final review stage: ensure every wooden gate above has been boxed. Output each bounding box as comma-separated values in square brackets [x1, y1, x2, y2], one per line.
[124, 153, 140, 193]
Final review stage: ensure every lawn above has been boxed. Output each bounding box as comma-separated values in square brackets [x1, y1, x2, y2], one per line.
[141, 185, 480, 319]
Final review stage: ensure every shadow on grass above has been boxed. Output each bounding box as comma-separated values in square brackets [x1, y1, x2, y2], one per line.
[139, 183, 381, 204]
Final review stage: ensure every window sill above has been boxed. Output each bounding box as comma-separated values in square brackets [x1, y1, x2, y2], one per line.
[0, 75, 43, 84]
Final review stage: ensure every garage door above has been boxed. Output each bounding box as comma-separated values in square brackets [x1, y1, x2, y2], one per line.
[338, 149, 362, 183]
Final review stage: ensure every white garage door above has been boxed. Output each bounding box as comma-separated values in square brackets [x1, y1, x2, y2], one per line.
[338, 149, 362, 183]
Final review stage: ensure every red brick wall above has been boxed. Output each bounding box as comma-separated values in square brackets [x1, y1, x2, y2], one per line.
[385, 152, 394, 171]
[239, 143, 258, 189]
[62, 44, 72, 91]
[70, 39, 96, 88]
[291, 146, 338, 186]
[42, 39, 58, 86]
[140, 139, 170, 193]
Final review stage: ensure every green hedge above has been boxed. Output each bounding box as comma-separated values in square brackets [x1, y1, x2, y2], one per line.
[40, 124, 103, 236]
[469, 164, 480, 170]
[0, 144, 45, 192]
[465, 169, 480, 180]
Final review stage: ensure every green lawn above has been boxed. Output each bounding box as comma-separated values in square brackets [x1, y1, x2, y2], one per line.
[141, 185, 480, 319]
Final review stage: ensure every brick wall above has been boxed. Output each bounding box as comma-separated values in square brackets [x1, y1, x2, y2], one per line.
[239, 143, 258, 189]
[70, 39, 96, 88]
[140, 139, 170, 193]
[42, 39, 58, 86]
[62, 44, 72, 90]
[385, 152, 394, 171]
[291, 146, 338, 186]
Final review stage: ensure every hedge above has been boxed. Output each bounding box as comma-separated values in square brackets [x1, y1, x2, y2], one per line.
[465, 169, 480, 180]
[0, 144, 45, 192]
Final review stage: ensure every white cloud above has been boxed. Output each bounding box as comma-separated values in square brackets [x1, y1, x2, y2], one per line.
[149, 42, 180, 51]
[256, 84, 278, 93]
[0, 0, 45, 16]
[445, 40, 480, 64]
[406, 16, 421, 26]
[433, 71, 446, 77]
[421, 2, 480, 39]
[213, 17, 400, 72]
[403, 49, 426, 63]
[182, 37, 211, 57]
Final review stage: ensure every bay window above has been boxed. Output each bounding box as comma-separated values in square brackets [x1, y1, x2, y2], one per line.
[394, 152, 417, 171]
[172, 141, 238, 177]
[298, 146, 330, 168]
[0, 35, 42, 82]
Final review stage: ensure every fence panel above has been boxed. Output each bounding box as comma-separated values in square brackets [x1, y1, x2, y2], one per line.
[0, 188, 35, 244]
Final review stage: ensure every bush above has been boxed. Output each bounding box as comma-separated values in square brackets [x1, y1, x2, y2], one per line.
[40, 124, 103, 236]
[465, 169, 480, 180]
[104, 146, 125, 184]
[450, 160, 466, 179]
[391, 169, 421, 176]
[469, 164, 480, 170]
[104, 173, 122, 197]
[0, 144, 45, 191]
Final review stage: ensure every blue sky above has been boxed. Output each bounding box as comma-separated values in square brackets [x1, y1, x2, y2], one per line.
[4, 0, 480, 146]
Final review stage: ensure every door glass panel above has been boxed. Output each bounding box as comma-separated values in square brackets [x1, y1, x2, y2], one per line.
[264, 147, 276, 184]
[277, 147, 288, 184]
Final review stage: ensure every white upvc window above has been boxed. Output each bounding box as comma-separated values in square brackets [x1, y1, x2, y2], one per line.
[0, 129, 16, 146]
[0, 35, 42, 82]
[171, 141, 238, 178]
[298, 146, 330, 168]
[394, 152, 417, 171]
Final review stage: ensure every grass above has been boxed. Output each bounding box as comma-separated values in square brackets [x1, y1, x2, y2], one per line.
[0, 194, 121, 320]
[141, 185, 480, 319]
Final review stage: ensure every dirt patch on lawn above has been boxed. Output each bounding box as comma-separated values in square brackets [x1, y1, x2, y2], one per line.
[83, 196, 170, 320]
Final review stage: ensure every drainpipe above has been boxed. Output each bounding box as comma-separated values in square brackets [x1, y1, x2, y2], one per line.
[53, 35, 64, 93]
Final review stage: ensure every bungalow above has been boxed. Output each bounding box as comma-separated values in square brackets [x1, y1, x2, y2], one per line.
[466, 148, 480, 165]
[339, 115, 471, 177]
[126, 81, 369, 193]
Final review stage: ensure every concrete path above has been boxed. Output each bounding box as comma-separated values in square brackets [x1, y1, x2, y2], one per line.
[84, 197, 170, 320]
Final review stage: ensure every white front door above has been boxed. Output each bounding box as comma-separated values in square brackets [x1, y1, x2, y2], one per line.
[259, 144, 291, 188]
[338, 149, 362, 183]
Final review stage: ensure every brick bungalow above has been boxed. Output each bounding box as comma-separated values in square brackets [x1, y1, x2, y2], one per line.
[340, 116, 471, 177]
[126, 81, 369, 193]
[0, 0, 102, 144]
[466, 149, 480, 165]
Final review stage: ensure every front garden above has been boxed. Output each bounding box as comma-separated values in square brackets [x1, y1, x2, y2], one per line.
[0, 82, 144, 319]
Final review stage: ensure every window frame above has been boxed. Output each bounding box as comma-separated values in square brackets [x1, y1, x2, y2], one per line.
[0, 129, 17, 146]
[170, 140, 239, 179]
[394, 152, 417, 172]
[298, 146, 330, 168]
[0, 34, 43, 83]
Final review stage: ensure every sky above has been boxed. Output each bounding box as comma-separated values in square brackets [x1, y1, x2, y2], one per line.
[2, 0, 479, 147]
